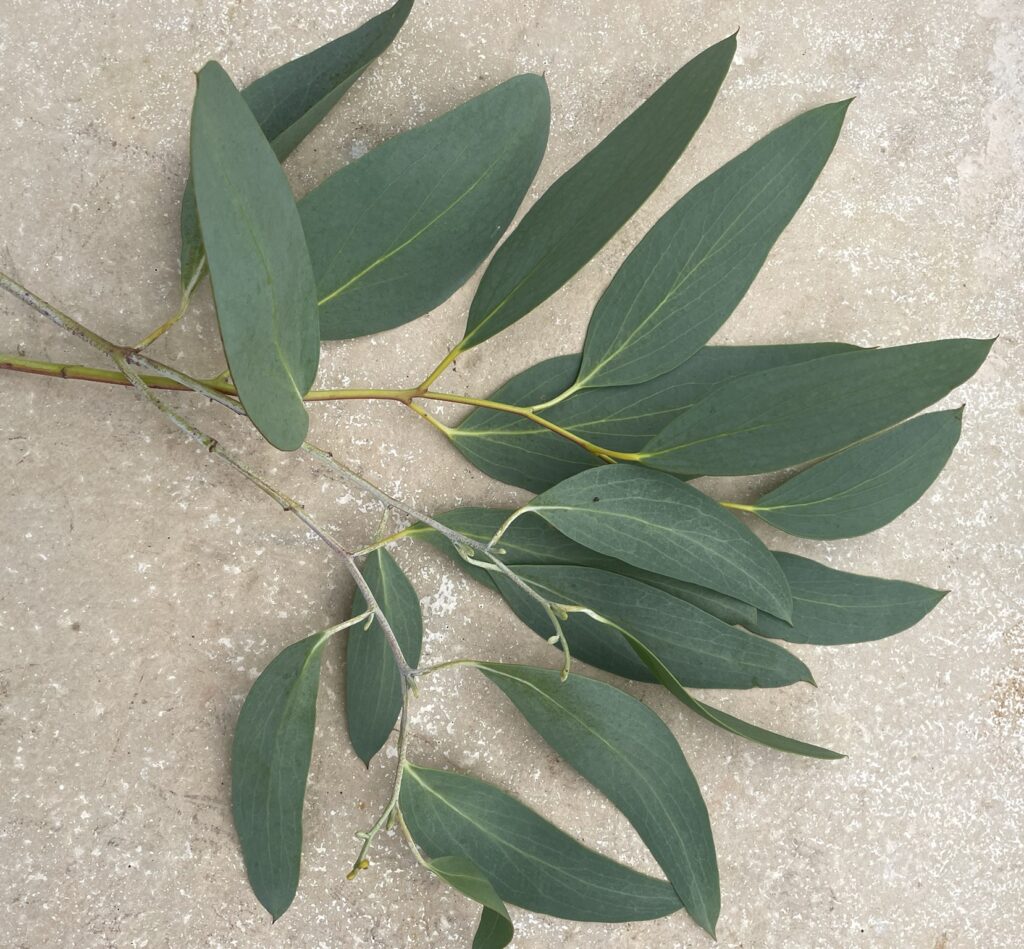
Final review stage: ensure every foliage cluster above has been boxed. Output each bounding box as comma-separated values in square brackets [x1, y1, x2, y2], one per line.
[0, 2, 991, 944]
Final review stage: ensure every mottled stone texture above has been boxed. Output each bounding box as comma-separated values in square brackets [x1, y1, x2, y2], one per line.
[1, 1, 1021, 946]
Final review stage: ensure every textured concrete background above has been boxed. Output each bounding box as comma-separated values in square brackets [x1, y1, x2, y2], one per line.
[1, 0, 1021, 946]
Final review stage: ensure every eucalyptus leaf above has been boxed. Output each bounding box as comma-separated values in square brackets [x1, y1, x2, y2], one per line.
[426, 856, 514, 949]
[231, 630, 333, 920]
[457, 34, 736, 351]
[345, 548, 423, 765]
[180, 0, 413, 290]
[746, 552, 947, 645]
[519, 465, 792, 618]
[513, 566, 811, 689]
[622, 635, 843, 758]
[399, 764, 683, 921]
[190, 62, 319, 450]
[477, 663, 719, 934]
[418, 506, 754, 626]
[574, 100, 851, 389]
[641, 338, 993, 476]
[303, 75, 550, 340]
[748, 408, 963, 539]
[452, 343, 859, 491]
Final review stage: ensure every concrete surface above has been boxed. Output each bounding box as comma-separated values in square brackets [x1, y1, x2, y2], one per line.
[1, 0, 1021, 946]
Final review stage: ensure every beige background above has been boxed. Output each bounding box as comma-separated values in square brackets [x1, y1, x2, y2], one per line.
[1, 0, 1021, 946]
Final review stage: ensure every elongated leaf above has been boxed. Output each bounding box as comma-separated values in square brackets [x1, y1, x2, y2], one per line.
[426, 856, 513, 949]
[520, 465, 792, 618]
[180, 0, 413, 290]
[642, 338, 993, 476]
[456, 34, 736, 351]
[747, 552, 947, 645]
[231, 630, 333, 919]
[748, 408, 963, 539]
[345, 548, 423, 765]
[514, 565, 811, 689]
[190, 62, 319, 450]
[452, 343, 859, 491]
[399, 764, 683, 921]
[477, 663, 719, 934]
[418, 506, 755, 626]
[574, 101, 850, 389]
[623, 635, 843, 759]
[303, 75, 550, 340]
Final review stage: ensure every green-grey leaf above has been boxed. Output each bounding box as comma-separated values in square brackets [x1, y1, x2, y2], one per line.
[457, 34, 736, 352]
[622, 635, 843, 759]
[180, 0, 413, 290]
[574, 101, 850, 389]
[419, 506, 756, 627]
[231, 630, 333, 920]
[190, 62, 319, 450]
[521, 464, 792, 618]
[345, 548, 423, 765]
[425, 856, 513, 949]
[747, 408, 963, 539]
[642, 338, 993, 476]
[303, 75, 550, 340]
[514, 565, 811, 689]
[477, 663, 719, 934]
[452, 343, 859, 491]
[746, 552, 947, 645]
[399, 764, 683, 921]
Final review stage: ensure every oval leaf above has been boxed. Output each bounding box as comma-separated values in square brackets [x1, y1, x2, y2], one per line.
[514, 565, 811, 689]
[190, 62, 319, 450]
[303, 75, 550, 340]
[456, 34, 736, 352]
[520, 464, 792, 619]
[180, 0, 413, 290]
[452, 343, 859, 491]
[622, 634, 843, 759]
[477, 663, 719, 935]
[747, 408, 963, 539]
[426, 856, 514, 949]
[574, 101, 850, 389]
[345, 548, 423, 765]
[641, 338, 993, 476]
[399, 763, 683, 921]
[746, 552, 947, 645]
[231, 630, 332, 919]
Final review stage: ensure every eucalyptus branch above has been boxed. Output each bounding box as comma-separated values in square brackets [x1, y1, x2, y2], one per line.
[0, 278, 561, 687]
[0, 347, 634, 459]
[3, 15, 987, 943]
[347, 687, 413, 879]
[0, 273, 414, 681]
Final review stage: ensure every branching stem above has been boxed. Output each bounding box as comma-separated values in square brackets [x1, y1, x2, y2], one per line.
[347, 687, 413, 879]
[0, 353, 639, 460]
